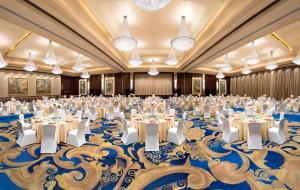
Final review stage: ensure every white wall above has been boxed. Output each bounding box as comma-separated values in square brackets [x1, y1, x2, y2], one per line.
[0, 70, 61, 97]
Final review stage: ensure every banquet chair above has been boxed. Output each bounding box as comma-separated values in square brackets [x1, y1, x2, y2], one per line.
[145, 123, 159, 151]
[167, 118, 185, 145]
[2, 105, 8, 115]
[40, 125, 57, 153]
[221, 117, 239, 143]
[15, 104, 21, 114]
[76, 110, 83, 118]
[89, 107, 99, 121]
[247, 123, 262, 150]
[279, 112, 285, 121]
[121, 118, 139, 145]
[292, 102, 299, 112]
[48, 107, 54, 114]
[67, 120, 87, 147]
[269, 119, 286, 144]
[119, 112, 130, 134]
[106, 111, 114, 121]
[16, 121, 36, 147]
[218, 105, 224, 115]
[261, 104, 268, 114]
[131, 109, 137, 116]
[84, 114, 92, 134]
[193, 107, 200, 116]
[215, 111, 223, 132]
[169, 109, 176, 116]
[203, 105, 211, 119]
[19, 114, 30, 128]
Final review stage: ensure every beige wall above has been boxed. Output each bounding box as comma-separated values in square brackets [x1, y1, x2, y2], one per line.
[0, 70, 61, 97]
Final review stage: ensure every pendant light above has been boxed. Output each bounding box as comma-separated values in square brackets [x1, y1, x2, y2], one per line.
[245, 41, 260, 65]
[171, 16, 195, 51]
[52, 63, 63, 75]
[293, 48, 300, 65]
[241, 64, 251, 75]
[81, 65, 90, 79]
[43, 40, 59, 65]
[165, 47, 178, 65]
[0, 51, 8, 68]
[72, 53, 84, 72]
[265, 51, 278, 70]
[148, 58, 159, 76]
[128, 49, 143, 66]
[216, 70, 225, 79]
[134, 0, 171, 12]
[113, 16, 137, 52]
[24, 52, 37, 72]
[221, 54, 232, 72]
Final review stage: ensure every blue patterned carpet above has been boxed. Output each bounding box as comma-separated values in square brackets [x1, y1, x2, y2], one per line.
[0, 111, 299, 190]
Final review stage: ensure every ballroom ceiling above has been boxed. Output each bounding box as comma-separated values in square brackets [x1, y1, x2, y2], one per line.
[0, 0, 299, 75]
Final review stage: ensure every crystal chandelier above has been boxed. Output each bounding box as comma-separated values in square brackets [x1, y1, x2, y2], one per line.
[113, 16, 137, 52]
[43, 40, 59, 65]
[0, 51, 8, 68]
[245, 41, 260, 65]
[81, 65, 90, 79]
[72, 53, 84, 72]
[221, 54, 232, 72]
[52, 63, 63, 75]
[171, 16, 195, 51]
[293, 48, 300, 65]
[134, 0, 171, 12]
[128, 49, 143, 66]
[24, 52, 37, 72]
[165, 47, 178, 65]
[148, 59, 159, 76]
[241, 65, 251, 75]
[265, 51, 278, 70]
[216, 70, 225, 79]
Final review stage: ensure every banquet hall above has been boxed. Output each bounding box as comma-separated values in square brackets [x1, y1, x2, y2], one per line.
[0, 0, 300, 189]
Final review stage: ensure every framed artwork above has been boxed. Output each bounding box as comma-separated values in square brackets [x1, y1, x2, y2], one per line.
[79, 79, 87, 95]
[192, 77, 202, 95]
[8, 78, 28, 96]
[36, 79, 51, 94]
[105, 77, 115, 96]
[219, 79, 227, 95]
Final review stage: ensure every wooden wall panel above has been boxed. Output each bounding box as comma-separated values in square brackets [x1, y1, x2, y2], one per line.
[90, 75, 102, 95]
[103, 73, 130, 95]
[61, 75, 80, 96]
[205, 75, 217, 96]
[177, 73, 202, 95]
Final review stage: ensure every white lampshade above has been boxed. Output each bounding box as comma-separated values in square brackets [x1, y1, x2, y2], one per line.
[241, 65, 251, 75]
[81, 65, 90, 79]
[148, 59, 159, 76]
[128, 50, 143, 66]
[171, 16, 195, 51]
[24, 52, 37, 72]
[0, 51, 8, 68]
[52, 63, 63, 75]
[113, 16, 137, 52]
[134, 0, 171, 12]
[244, 41, 260, 65]
[72, 53, 84, 72]
[165, 48, 178, 65]
[216, 70, 225, 79]
[43, 40, 59, 65]
[293, 48, 300, 65]
[265, 51, 278, 70]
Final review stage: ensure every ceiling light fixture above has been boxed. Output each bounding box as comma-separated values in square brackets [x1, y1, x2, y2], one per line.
[0, 51, 8, 68]
[113, 16, 137, 52]
[24, 52, 37, 72]
[221, 54, 232, 72]
[148, 58, 159, 76]
[265, 50, 278, 70]
[245, 41, 260, 65]
[216, 69, 225, 79]
[43, 40, 59, 65]
[128, 49, 143, 66]
[81, 65, 90, 79]
[293, 48, 300, 65]
[165, 47, 178, 65]
[171, 16, 195, 51]
[52, 63, 63, 75]
[72, 53, 84, 72]
[241, 64, 251, 75]
[134, 0, 171, 12]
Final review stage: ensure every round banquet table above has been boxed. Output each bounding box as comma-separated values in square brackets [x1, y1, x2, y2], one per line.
[96, 107, 106, 118]
[130, 113, 175, 143]
[230, 113, 274, 141]
[31, 115, 80, 143]
[198, 104, 218, 117]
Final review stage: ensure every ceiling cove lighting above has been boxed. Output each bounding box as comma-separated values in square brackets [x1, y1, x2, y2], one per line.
[241, 64, 251, 75]
[0, 51, 8, 68]
[216, 69, 225, 79]
[81, 65, 90, 79]
[24, 52, 37, 72]
[221, 54, 232, 72]
[293, 48, 300, 65]
[128, 49, 143, 66]
[52, 63, 63, 75]
[171, 16, 195, 51]
[245, 41, 260, 65]
[134, 0, 171, 12]
[148, 58, 159, 76]
[265, 51, 278, 70]
[72, 53, 84, 72]
[165, 47, 178, 65]
[113, 16, 137, 52]
[43, 40, 59, 65]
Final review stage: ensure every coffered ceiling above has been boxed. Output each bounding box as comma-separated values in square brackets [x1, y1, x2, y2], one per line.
[0, 0, 299, 75]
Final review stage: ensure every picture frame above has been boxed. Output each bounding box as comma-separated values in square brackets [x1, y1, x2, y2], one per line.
[79, 79, 87, 95]
[192, 77, 202, 95]
[36, 79, 51, 95]
[219, 79, 227, 95]
[8, 78, 28, 96]
[105, 77, 115, 96]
